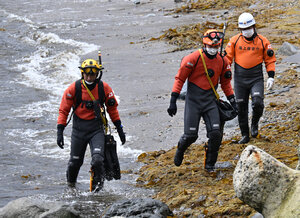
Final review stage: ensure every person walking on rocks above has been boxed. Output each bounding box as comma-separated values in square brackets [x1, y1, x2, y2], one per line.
[56, 58, 126, 190]
[167, 29, 237, 172]
[225, 12, 276, 144]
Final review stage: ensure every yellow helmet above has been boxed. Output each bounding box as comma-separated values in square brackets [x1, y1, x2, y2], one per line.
[79, 59, 101, 74]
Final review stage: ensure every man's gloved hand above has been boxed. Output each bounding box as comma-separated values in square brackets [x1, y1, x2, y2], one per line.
[114, 120, 126, 145]
[227, 95, 238, 113]
[266, 77, 274, 90]
[167, 92, 179, 117]
[57, 124, 65, 149]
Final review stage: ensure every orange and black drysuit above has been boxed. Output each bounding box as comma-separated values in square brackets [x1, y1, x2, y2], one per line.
[225, 32, 276, 137]
[170, 48, 234, 169]
[57, 79, 121, 185]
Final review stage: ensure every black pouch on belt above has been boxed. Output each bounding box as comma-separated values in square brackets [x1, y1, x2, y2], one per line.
[93, 100, 102, 120]
[216, 99, 237, 122]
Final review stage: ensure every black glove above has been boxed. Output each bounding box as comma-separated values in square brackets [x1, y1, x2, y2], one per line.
[167, 92, 179, 117]
[57, 124, 65, 149]
[227, 95, 238, 113]
[114, 120, 126, 145]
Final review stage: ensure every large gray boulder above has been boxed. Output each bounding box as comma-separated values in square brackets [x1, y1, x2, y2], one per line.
[233, 145, 300, 218]
[102, 198, 173, 218]
[277, 42, 299, 56]
[0, 197, 79, 218]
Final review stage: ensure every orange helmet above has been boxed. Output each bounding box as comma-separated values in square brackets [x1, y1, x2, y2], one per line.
[202, 29, 224, 47]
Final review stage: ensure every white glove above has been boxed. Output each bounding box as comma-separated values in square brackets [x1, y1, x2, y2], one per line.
[266, 78, 274, 90]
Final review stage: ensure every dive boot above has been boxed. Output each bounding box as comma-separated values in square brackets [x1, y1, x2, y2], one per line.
[238, 135, 250, 144]
[251, 122, 259, 138]
[174, 149, 185, 166]
[67, 182, 76, 188]
[205, 165, 215, 173]
[92, 181, 104, 193]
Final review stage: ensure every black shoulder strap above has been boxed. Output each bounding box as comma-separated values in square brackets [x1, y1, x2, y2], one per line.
[66, 79, 82, 127]
[98, 80, 105, 106]
[66, 79, 105, 127]
[74, 79, 82, 109]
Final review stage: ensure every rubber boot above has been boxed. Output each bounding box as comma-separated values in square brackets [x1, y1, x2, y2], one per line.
[67, 182, 76, 188]
[92, 166, 105, 192]
[205, 151, 218, 173]
[66, 161, 81, 184]
[238, 119, 250, 144]
[93, 179, 104, 193]
[251, 96, 264, 138]
[238, 135, 250, 144]
[251, 113, 261, 138]
[174, 135, 195, 166]
[251, 119, 259, 138]
[204, 130, 221, 172]
[91, 153, 105, 192]
[238, 105, 250, 144]
[174, 147, 186, 167]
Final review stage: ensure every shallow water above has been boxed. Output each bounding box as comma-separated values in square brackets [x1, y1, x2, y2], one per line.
[0, 0, 238, 215]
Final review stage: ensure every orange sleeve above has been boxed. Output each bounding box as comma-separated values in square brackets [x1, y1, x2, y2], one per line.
[261, 35, 276, 72]
[172, 51, 199, 94]
[225, 34, 240, 66]
[57, 82, 76, 126]
[220, 57, 234, 97]
[103, 81, 120, 122]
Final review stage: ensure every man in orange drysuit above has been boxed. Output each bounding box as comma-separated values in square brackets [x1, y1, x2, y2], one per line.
[167, 29, 237, 172]
[225, 12, 276, 144]
[57, 59, 126, 191]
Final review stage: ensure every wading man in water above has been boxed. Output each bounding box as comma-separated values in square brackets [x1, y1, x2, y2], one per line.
[56, 58, 126, 191]
[225, 12, 276, 144]
[167, 29, 237, 172]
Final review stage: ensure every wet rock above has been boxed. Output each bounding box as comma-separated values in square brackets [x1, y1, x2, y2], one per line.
[0, 197, 79, 218]
[233, 145, 300, 218]
[283, 52, 300, 64]
[251, 212, 264, 218]
[277, 42, 299, 56]
[215, 161, 233, 169]
[266, 85, 295, 95]
[102, 198, 173, 218]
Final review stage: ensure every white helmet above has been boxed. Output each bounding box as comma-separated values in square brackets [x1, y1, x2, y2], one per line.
[238, 12, 256, 29]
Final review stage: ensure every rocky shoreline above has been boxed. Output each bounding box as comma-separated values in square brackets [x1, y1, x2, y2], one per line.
[0, 1, 298, 217]
[135, 0, 299, 217]
[136, 55, 299, 216]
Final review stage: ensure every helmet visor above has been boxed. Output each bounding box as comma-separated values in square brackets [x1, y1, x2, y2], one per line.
[82, 67, 99, 75]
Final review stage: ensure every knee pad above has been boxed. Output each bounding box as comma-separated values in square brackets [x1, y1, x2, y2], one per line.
[68, 158, 83, 170]
[67, 159, 83, 183]
[207, 130, 222, 152]
[252, 96, 264, 114]
[91, 154, 105, 181]
[91, 153, 104, 168]
[178, 134, 198, 151]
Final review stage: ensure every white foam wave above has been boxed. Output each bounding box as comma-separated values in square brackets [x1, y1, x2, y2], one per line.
[6, 10, 142, 160]
[16, 30, 98, 97]
[6, 12, 34, 25]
